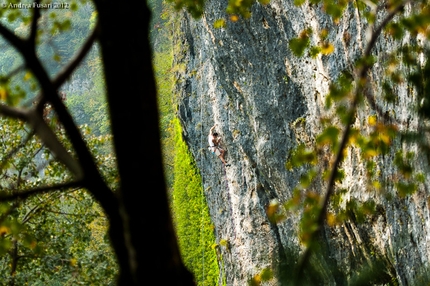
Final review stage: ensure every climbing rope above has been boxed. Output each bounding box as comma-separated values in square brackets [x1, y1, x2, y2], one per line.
[199, 91, 205, 284]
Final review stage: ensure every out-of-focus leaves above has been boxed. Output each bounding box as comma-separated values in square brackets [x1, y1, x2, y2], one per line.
[299, 168, 318, 189]
[396, 181, 417, 197]
[320, 42, 335, 55]
[284, 188, 302, 212]
[166, 0, 205, 18]
[0, 87, 7, 101]
[345, 199, 376, 224]
[249, 268, 274, 285]
[213, 19, 226, 29]
[294, 0, 306, 5]
[331, 188, 347, 209]
[226, 0, 270, 19]
[385, 22, 405, 39]
[310, 46, 321, 58]
[167, 0, 271, 20]
[401, 6, 430, 36]
[286, 143, 317, 170]
[394, 150, 414, 179]
[280, 0, 430, 282]
[323, 0, 348, 23]
[354, 121, 397, 159]
[316, 126, 340, 151]
[289, 29, 312, 57]
[258, 0, 270, 4]
[408, 48, 430, 119]
[349, 259, 395, 286]
[382, 81, 397, 103]
[299, 191, 321, 246]
[325, 71, 353, 108]
[266, 199, 286, 223]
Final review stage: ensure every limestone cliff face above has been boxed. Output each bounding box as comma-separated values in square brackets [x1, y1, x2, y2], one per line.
[174, 1, 430, 285]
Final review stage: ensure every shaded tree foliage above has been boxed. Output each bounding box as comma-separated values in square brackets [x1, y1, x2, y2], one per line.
[0, 0, 193, 284]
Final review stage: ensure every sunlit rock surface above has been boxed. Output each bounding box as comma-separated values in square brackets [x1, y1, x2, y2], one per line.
[174, 1, 429, 284]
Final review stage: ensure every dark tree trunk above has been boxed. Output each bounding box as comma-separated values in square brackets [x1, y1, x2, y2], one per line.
[91, 1, 194, 285]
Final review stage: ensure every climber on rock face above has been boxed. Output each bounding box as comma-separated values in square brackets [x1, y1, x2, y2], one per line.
[208, 124, 230, 167]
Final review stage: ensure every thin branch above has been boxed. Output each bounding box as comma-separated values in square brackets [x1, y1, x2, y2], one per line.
[15, 254, 38, 261]
[294, 1, 410, 281]
[53, 21, 100, 89]
[21, 189, 79, 224]
[1, 14, 114, 206]
[21, 191, 59, 224]
[27, 109, 83, 178]
[21, 203, 42, 225]
[45, 210, 90, 217]
[28, 0, 41, 49]
[0, 104, 29, 121]
[0, 180, 82, 202]
[364, 1, 410, 57]
[16, 168, 23, 189]
[362, 0, 414, 126]
[0, 104, 83, 178]
[0, 14, 82, 175]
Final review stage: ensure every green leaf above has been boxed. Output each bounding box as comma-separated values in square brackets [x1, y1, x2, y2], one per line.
[394, 151, 414, 178]
[324, 1, 346, 23]
[326, 71, 353, 108]
[286, 144, 317, 170]
[320, 42, 335, 55]
[219, 239, 229, 247]
[385, 22, 404, 39]
[316, 126, 340, 150]
[299, 168, 318, 188]
[294, 0, 306, 5]
[167, 0, 205, 18]
[284, 188, 302, 212]
[395, 181, 417, 197]
[310, 46, 321, 58]
[382, 81, 397, 103]
[289, 36, 310, 57]
[213, 19, 226, 29]
[260, 268, 273, 281]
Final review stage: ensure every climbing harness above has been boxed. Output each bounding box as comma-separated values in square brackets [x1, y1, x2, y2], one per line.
[208, 145, 220, 156]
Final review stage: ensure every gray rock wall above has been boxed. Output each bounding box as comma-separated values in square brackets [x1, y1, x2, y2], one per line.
[174, 1, 430, 284]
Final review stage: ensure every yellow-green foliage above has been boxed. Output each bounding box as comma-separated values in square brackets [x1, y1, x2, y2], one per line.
[171, 118, 219, 285]
[154, 42, 176, 190]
